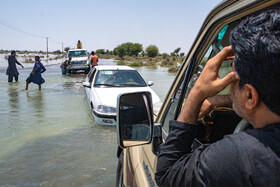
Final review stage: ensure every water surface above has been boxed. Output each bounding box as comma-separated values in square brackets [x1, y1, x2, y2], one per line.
[0, 58, 175, 186]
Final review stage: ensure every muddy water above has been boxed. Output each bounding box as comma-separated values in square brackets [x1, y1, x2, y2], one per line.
[0, 59, 175, 186]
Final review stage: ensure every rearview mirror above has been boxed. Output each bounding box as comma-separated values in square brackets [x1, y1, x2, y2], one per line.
[82, 82, 91, 88]
[117, 92, 154, 148]
[147, 81, 154, 86]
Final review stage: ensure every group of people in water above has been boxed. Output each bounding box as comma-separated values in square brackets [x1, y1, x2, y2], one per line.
[6, 41, 99, 90]
[6, 50, 46, 90]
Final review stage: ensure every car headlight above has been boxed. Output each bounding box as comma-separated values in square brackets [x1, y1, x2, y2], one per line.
[96, 105, 116, 114]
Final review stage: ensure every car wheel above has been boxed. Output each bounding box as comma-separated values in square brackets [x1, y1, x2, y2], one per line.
[115, 152, 124, 187]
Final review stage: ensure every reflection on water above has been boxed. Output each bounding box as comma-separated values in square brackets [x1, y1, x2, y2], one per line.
[0, 59, 175, 186]
[26, 91, 44, 120]
[8, 84, 19, 113]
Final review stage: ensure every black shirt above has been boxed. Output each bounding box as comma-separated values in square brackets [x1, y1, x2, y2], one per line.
[155, 120, 280, 187]
[6, 55, 22, 76]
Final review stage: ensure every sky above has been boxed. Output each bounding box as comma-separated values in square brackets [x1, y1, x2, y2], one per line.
[0, 0, 221, 54]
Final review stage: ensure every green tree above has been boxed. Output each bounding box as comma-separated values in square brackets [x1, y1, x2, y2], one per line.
[113, 42, 143, 57]
[96, 49, 105, 54]
[53, 50, 61, 54]
[64, 47, 70, 53]
[130, 43, 143, 56]
[124, 42, 133, 55]
[118, 47, 126, 58]
[180, 52, 185, 57]
[162, 53, 169, 59]
[173, 47, 181, 56]
[114, 43, 130, 57]
[113, 48, 118, 56]
[145, 45, 159, 57]
[114, 45, 126, 58]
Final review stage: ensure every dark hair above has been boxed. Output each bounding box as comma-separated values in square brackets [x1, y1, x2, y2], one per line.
[230, 9, 280, 115]
[11, 50, 16, 55]
[35, 56, 40, 59]
[91, 51, 95, 55]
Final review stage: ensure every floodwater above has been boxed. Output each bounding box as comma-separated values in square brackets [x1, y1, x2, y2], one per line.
[0, 58, 175, 186]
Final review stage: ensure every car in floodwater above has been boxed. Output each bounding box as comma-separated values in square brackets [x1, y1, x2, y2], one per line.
[115, 1, 280, 186]
[67, 49, 90, 74]
[83, 65, 161, 125]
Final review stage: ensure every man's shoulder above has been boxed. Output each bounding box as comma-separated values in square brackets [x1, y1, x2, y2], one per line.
[221, 129, 280, 158]
[200, 131, 265, 168]
[222, 131, 260, 148]
[204, 131, 262, 160]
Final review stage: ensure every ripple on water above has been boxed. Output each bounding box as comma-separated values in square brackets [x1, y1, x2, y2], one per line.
[0, 60, 175, 186]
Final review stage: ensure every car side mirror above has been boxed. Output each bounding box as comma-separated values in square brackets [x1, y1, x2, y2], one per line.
[147, 81, 154, 86]
[117, 91, 154, 149]
[82, 82, 91, 88]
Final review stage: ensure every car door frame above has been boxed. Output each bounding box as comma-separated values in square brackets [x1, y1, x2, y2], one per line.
[121, 1, 280, 186]
[85, 67, 96, 104]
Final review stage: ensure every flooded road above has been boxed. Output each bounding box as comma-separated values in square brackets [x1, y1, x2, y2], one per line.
[0, 59, 175, 186]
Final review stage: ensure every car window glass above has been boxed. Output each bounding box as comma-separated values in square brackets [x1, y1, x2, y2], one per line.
[88, 68, 96, 83]
[87, 68, 94, 79]
[180, 25, 233, 113]
[161, 25, 232, 134]
[161, 78, 184, 133]
[94, 70, 146, 87]
[68, 50, 87, 57]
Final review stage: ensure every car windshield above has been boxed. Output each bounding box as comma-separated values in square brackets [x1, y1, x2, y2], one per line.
[68, 50, 87, 57]
[94, 70, 147, 87]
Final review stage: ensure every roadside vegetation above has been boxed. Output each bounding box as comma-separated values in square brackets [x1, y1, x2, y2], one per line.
[1, 42, 185, 73]
[95, 42, 185, 73]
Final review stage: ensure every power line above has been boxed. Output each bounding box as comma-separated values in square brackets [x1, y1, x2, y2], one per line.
[0, 18, 68, 49]
[0, 18, 45, 39]
[49, 38, 62, 44]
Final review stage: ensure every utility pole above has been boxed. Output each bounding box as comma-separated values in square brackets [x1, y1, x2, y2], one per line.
[46, 37, 49, 63]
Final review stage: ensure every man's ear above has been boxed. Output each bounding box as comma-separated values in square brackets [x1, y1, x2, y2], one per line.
[243, 84, 259, 109]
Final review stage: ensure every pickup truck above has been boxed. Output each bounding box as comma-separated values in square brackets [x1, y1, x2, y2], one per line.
[67, 49, 90, 74]
[115, 0, 280, 186]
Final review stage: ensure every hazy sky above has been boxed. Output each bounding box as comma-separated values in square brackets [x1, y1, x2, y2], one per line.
[0, 0, 220, 54]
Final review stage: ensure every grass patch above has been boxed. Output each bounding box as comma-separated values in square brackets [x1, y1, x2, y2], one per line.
[129, 62, 142, 67]
[168, 66, 179, 73]
[116, 60, 128, 65]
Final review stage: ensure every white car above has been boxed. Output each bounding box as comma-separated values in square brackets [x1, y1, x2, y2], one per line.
[83, 65, 161, 125]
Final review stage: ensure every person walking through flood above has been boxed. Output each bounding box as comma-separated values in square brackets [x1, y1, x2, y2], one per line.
[90, 51, 98, 68]
[60, 57, 71, 75]
[25, 56, 46, 90]
[77, 40, 83, 49]
[6, 50, 24, 82]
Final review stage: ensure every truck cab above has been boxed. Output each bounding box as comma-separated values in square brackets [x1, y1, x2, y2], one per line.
[67, 49, 90, 74]
[115, 1, 280, 186]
